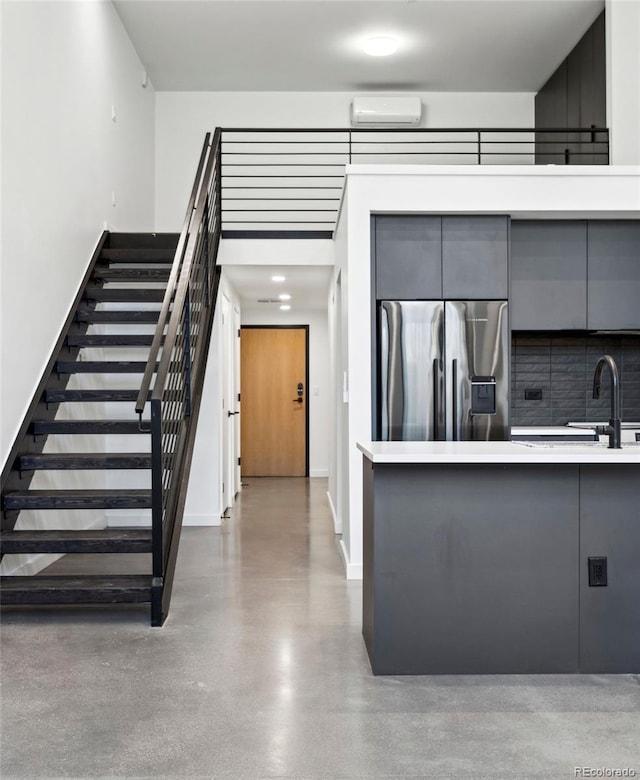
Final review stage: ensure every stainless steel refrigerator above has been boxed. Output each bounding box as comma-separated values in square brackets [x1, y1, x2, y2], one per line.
[379, 300, 509, 441]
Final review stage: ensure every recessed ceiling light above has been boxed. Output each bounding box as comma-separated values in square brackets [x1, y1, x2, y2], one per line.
[279, 293, 291, 301]
[271, 274, 286, 283]
[280, 304, 291, 311]
[363, 36, 398, 57]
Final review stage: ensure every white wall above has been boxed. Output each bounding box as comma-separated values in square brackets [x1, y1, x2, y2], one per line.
[0, 0, 155, 574]
[1, 0, 155, 466]
[336, 165, 640, 579]
[154, 91, 534, 229]
[606, 0, 640, 164]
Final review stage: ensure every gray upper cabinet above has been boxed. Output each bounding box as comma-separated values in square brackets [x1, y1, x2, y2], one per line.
[588, 221, 640, 329]
[511, 221, 587, 330]
[442, 216, 509, 300]
[374, 216, 442, 300]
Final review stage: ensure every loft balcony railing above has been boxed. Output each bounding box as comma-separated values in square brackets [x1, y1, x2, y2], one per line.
[219, 126, 609, 236]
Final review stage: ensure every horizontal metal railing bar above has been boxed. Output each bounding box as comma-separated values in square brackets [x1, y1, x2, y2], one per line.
[223, 185, 342, 189]
[223, 219, 335, 225]
[222, 126, 609, 133]
[222, 164, 347, 168]
[223, 151, 350, 155]
[222, 196, 342, 200]
[222, 175, 345, 179]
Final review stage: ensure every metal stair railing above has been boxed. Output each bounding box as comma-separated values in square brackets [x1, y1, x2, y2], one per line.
[136, 129, 222, 626]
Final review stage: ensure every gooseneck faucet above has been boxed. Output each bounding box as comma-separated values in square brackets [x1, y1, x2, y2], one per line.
[592, 355, 622, 449]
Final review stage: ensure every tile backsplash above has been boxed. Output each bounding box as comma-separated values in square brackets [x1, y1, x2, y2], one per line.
[511, 333, 640, 426]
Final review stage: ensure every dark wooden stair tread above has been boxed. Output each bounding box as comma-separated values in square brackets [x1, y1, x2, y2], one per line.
[0, 528, 152, 554]
[92, 267, 171, 282]
[66, 334, 156, 347]
[84, 288, 166, 303]
[106, 232, 178, 249]
[2, 489, 152, 510]
[18, 453, 151, 470]
[101, 249, 174, 262]
[0, 575, 153, 604]
[75, 309, 160, 324]
[44, 388, 143, 402]
[32, 420, 147, 435]
[55, 360, 155, 373]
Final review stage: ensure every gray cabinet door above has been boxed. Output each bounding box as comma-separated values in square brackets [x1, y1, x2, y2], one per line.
[579, 466, 640, 673]
[365, 463, 580, 674]
[510, 221, 587, 330]
[442, 216, 509, 299]
[374, 216, 442, 300]
[587, 221, 640, 329]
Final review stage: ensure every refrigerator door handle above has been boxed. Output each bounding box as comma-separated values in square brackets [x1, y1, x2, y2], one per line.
[451, 359, 458, 441]
[433, 359, 440, 440]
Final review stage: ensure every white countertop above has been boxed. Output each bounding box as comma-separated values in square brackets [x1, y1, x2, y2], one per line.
[357, 440, 640, 464]
[511, 426, 597, 438]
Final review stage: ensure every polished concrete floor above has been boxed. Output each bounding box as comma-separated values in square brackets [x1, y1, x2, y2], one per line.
[1, 477, 639, 779]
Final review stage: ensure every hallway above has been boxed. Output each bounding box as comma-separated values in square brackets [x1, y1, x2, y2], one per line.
[1, 478, 639, 779]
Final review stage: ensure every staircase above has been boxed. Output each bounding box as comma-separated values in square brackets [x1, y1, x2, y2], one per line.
[1, 130, 222, 625]
[0, 232, 177, 612]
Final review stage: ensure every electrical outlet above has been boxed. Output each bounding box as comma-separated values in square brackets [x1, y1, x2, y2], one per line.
[588, 556, 607, 587]
[524, 388, 543, 400]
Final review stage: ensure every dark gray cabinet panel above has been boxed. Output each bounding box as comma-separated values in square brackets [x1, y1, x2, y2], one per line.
[535, 61, 568, 164]
[587, 221, 640, 329]
[579, 467, 640, 673]
[510, 221, 587, 330]
[442, 216, 509, 299]
[374, 216, 442, 299]
[535, 11, 606, 165]
[363, 462, 579, 674]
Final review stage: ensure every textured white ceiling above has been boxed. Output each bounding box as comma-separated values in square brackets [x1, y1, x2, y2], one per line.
[114, 0, 604, 93]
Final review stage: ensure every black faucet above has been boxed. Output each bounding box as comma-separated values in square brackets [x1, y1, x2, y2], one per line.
[592, 355, 622, 449]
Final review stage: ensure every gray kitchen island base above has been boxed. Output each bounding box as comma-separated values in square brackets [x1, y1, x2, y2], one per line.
[362, 458, 640, 675]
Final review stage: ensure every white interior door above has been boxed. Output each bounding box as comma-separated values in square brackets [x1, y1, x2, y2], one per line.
[221, 294, 233, 510]
[232, 303, 242, 495]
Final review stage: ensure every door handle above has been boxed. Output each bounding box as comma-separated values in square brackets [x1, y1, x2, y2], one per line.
[227, 410, 239, 417]
[451, 359, 458, 441]
[433, 358, 440, 440]
[292, 397, 303, 404]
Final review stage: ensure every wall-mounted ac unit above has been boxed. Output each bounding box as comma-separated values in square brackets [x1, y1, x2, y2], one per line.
[350, 96, 422, 127]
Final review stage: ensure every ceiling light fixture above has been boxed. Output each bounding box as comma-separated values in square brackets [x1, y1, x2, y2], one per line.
[279, 293, 291, 301]
[280, 304, 291, 311]
[363, 36, 398, 57]
[271, 274, 286, 283]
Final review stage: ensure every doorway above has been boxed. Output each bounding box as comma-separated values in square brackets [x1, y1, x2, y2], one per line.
[240, 326, 309, 477]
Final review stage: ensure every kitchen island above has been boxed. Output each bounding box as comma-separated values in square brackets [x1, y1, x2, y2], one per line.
[358, 441, 640, 675]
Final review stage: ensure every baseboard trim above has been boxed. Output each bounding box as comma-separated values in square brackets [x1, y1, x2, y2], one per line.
[107, 513, 222, 528]
[309, 469, 329, 478]
[183, 513, 222, 527]
[338, 538, 363, 580]
[326, 490, 342, 535]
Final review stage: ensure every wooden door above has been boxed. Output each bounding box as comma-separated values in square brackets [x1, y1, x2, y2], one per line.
[240, 326, 307, 476]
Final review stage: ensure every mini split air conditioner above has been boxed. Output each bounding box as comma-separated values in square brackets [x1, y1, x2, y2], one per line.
[350, 96, 422, 127]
